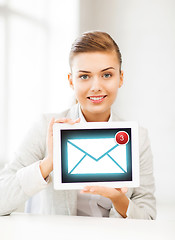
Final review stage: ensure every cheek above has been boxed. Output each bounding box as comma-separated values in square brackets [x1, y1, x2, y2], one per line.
[73, 83, 85, 98]
[106, 80, 119, 95]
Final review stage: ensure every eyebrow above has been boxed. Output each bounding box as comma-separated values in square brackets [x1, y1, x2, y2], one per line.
[101, 67, 115, 72]
[78, 70, 91, 73]
[78, 67, 115, 73]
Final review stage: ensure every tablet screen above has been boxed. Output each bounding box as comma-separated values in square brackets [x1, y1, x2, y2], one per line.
[61, 128, 132, 183]
[53, 122, 139, 189]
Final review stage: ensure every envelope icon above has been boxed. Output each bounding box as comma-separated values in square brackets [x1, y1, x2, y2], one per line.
[67, 138, 127, 174]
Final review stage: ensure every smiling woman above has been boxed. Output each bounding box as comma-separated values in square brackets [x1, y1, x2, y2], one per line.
[0, 31, 156, 220]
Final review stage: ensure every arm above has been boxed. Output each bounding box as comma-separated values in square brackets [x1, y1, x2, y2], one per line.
[110, 127, 156, 219]
[0, 115, 80, 216]
[123, 127, 156, 219]
[81, 127, 156, 219]
[0, 115, 50, 216]
[0, 116, 49, 216]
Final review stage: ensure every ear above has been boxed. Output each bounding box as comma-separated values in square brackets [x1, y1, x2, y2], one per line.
[119, 70, 124, 88]
[68, 73, 74, 89]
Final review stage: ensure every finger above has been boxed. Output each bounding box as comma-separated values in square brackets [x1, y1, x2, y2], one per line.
[115, 187, 128, 194]
[81, 186, 111, 196]
[81, 186, 126, 199]
[80, 186, 90, 193]
[48, 117, 55, 137]
[63, 118, 76, 125]
[54, 118, 69, 123]
[74, 118, 81, 123]
[54, 118, 80, 125]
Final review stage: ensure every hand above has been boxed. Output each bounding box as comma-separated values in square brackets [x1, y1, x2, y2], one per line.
[81, 186, 128, 199]
[81, 186, 129, 218]
[39, 117, 80, 179]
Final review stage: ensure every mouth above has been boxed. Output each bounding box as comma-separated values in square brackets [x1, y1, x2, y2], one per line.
[87, 95, 107, 103]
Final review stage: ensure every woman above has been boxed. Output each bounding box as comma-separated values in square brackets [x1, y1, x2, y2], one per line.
[0, 31, 156, 219]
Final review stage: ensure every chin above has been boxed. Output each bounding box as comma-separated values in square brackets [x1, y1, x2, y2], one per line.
[88, 105, 111, 114]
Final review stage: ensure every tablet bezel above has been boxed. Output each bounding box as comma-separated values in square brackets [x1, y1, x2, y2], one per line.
[53, 121, 139, 190]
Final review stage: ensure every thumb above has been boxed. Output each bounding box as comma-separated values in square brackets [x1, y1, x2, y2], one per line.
[48, 117, 55, 137]
[121, 187, 128, 194]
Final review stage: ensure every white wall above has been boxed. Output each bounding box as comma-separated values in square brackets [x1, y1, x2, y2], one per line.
[79, 0, 175, 205]
[0, 0, 79, 163]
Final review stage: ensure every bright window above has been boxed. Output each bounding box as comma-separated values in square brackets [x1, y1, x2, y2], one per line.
[0, 0, 78, 164]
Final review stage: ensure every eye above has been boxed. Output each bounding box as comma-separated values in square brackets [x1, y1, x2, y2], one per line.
[80, 74, 89, 80]
[103, 73, 112, 79]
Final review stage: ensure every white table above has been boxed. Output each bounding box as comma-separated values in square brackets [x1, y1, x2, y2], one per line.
[0, 213, 175, 240]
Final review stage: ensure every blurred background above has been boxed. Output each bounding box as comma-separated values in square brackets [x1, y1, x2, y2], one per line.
[0, 0, 175, 219]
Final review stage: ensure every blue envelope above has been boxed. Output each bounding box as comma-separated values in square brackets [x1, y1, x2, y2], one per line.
[67, 138, 127, 174]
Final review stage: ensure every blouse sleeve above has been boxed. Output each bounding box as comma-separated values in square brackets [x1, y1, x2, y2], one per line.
[110, 127, 156, 219]
[0, 115, 50, 216]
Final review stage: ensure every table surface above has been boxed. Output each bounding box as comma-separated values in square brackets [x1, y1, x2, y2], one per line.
[0, 213, 175, 240]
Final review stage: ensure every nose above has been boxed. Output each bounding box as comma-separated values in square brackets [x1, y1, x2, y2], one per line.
[90, 76, 102, 92]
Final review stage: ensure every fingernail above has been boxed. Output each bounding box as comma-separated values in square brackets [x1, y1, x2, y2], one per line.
[90, 188, 95, 192]
[83, 186, 90, 192]
[75, 118, 80, 122]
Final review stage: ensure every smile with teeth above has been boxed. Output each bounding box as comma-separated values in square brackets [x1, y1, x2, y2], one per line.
[88, 95, 106, 103]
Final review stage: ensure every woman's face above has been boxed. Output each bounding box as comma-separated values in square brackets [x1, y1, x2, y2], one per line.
[68, 51, 123, 121]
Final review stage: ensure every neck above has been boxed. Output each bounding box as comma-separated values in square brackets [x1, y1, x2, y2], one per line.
[81, 108, 111, 122]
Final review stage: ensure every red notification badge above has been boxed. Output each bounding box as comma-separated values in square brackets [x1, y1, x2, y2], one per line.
[115, 131, 129, 145]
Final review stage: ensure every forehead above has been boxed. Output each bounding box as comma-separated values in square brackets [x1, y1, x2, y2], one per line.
[71, 51, 119, 72]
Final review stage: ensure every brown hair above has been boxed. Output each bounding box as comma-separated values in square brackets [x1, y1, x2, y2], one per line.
[69, 31, 122, 72]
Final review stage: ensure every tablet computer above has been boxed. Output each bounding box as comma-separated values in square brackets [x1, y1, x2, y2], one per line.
[53, 122, 139, 190]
